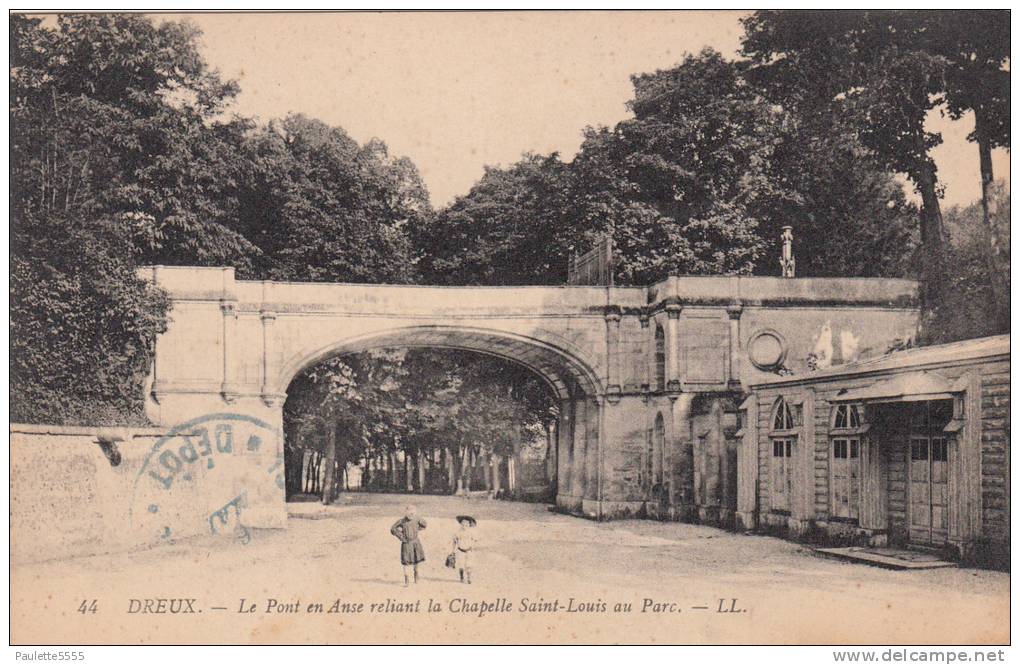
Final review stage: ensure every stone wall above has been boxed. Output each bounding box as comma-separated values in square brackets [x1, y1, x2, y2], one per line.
[11, 419, 286, 564]
[11, 424, 164, 563]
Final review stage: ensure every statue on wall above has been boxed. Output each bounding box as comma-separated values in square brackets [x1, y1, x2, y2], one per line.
[780, 226, 795, 278]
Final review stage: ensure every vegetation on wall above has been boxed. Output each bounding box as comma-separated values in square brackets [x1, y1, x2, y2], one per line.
[10, 15, 429, 424]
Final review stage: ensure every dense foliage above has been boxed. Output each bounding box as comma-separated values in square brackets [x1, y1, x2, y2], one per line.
[234, 115, 430, 283]
[10, 11, 1008, 466]
[935, 183, 1011, 344]
[420, 50, 918, 286]
[10, 211, 170, 424]
[740, 9, 1009, 340]
[10, 14, 233, 424]
[415, 154, 573, 285]
[10, 15, 428, 423]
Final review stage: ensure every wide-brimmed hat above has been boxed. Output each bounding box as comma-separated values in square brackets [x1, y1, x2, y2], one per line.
[455, 515, 477, 526]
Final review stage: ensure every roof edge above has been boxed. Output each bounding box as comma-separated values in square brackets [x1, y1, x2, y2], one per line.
[749, 335, 1010, 389]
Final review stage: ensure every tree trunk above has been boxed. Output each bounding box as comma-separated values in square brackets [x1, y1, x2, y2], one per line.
[405, 450, 414, 492]
[467, 447, 477, 492]
[387, 451, 397, 489]
[450, 446, 459, 493]
[492, 453, 503, 497]
[284, 445, 303, 500]
[417, 450, 426, 493]
[974, 106, 1008, 332]
[456, 446, 467, 494]
[913, 157, 949, 343]
[545, 421, 556, 484]
[482, 451, 492, 494]
[322, 424, 337, 505]
[511, 438, 524, 498]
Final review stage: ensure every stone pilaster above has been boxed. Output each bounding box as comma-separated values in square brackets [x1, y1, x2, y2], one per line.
[726, 302, 743, 391]
[572, 398, 588, 499]
[259, 309, 284, 406]
[638, 313, 650, 394]
[220, 300, 240, 403]
[557, 397, 573, 503]
[665, 303, 682, 393]
[604, 307, 622, 403]
[735, 393, 758, 530]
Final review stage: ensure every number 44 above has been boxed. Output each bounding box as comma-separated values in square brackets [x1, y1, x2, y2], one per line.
[77, 599, 98, 614]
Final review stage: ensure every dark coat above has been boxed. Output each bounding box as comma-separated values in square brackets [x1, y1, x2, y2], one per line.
[390, 516, 427, 565]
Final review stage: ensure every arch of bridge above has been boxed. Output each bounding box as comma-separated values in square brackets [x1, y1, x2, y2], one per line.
[278, 324, 604, 402]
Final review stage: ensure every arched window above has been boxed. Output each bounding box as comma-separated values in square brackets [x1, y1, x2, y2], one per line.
[654, 325, 666, 391]
[772, 397, 795, 431]
[830, 404, 865, 521]
[769, 396, 797, 513]
[832, 404, 863, 430]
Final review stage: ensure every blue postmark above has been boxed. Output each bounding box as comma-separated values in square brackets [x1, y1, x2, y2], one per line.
[131, 413, 284, 545]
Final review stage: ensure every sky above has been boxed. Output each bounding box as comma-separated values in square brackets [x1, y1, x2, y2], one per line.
[174, 10, 1007, 208]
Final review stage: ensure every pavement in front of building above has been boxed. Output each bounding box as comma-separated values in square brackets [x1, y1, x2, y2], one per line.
[815, 546, 959, 570]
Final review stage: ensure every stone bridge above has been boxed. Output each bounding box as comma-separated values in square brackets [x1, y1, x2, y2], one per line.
[140, 266, 918, 535]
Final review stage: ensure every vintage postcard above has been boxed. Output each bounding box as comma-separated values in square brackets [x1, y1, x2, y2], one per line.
[9, 9, 1011, 648]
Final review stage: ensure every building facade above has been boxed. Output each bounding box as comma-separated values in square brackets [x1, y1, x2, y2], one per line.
[736, 335, 1010, 564]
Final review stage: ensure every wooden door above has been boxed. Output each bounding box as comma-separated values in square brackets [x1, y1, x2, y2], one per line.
[849, 439, 861, 520]
[771, 438, 792, 512]
[929, 437, 949, 544]
[908, 437, 931, 543]
[909, 436, 950, 546]
[832, 438, 861, 520]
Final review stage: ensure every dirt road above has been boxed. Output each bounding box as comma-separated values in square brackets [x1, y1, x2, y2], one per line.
[11, 493, 1009, 644]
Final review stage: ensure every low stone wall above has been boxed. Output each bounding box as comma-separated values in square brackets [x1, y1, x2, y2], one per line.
[11, 420, 287, 564]
[11, 424, 163, 563]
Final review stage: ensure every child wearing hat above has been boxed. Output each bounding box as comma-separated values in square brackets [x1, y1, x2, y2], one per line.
[390, 505, 427, 586]
[451, 515, 477, 584]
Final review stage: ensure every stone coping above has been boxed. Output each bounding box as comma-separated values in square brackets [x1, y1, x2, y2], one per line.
[137, 265, 920, 309]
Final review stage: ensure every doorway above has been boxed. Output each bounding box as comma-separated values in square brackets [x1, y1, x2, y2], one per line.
[908, 435, 949, 546]
[905, 400, 953, 547]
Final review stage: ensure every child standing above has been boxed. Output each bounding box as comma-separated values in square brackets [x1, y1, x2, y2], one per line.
[390, 505, 427, 586]
[451, 515, 477, 584]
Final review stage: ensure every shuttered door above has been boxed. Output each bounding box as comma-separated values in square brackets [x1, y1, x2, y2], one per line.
[831, 438, 861, 520]
[771, 438, 792, 512]
[930, 437, 949, 545]
[909, 437, 932, 543]
[832, 439, 850, 518]
[848, 439, 860, 521]
[909, 436, 950, 546]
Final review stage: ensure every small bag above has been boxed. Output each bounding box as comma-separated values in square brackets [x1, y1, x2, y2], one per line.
[445, 552, 456, 569]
